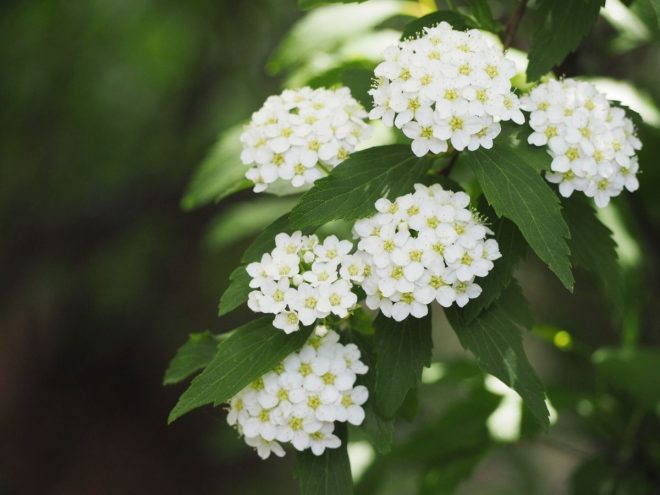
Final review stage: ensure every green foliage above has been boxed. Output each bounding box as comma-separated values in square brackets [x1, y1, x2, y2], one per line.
[358, 387, 500, 494]
[242, 213, 295, 264]
[400, 11, 478, 40]
[372, 313, 432, 419]
[218, 266, 251, 316]
[217, 213, 317, 317]
[460, 205, 527, 322]
[290, 145, 435, 229]
[166, 0, 660, 492]
[296, 424, 353, 495]
[460, 136, 574, 290]
[348, 331, 394, 453]
[299, 0, 368, 10]
[361, 404, 395, 454]
[563, 195, 623, 312]
[467, 0, 501, 32]
[168, 319, 311, 423]
[204, 197, 299, 251]
[593, 347, 660, 409]
[571, 456, 657, 495]
[635, 0, 660, 31]
[446, 283, 550, 429]
[181, 124, 251, 211]
[340, 67, 374, 110]
[269, 1, 404, 74]
[527, 0, 606, 81]
[163, 331, 221, 385]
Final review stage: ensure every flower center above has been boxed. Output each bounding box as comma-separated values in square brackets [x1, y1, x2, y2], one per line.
[450, 116, 463, 131]
[305, 297, 317, 309]
[391, 266, 404, 280]
[401, 292, 415, 304]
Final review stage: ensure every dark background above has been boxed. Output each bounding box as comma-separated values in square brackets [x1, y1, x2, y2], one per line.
[0, 0, 301, 493]
[1, 1, 659, 494]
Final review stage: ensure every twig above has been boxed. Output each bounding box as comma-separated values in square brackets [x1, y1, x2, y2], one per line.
[504, 0, 528, 49]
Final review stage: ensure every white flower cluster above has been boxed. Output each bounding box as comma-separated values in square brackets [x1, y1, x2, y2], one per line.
[353, 184, 501, 321]
[247, 232, 366, 333]
[240, 87, 371, 193]
[227, 328, 369, 459]
[521, 78, 641, 208]
[369, 22, 523, 157]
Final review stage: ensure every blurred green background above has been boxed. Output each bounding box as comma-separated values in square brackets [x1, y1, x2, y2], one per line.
[0, 0, 659, 494]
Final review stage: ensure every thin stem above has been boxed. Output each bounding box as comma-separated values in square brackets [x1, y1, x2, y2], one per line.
[445, 0, 457, 11]
[504, 0, 528, 49]
[441, 152, 459, 176]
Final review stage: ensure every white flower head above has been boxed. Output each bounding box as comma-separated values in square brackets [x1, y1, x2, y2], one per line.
[246, 232, 361, 333]
[521, 78, 642, 207]
[369, 22, 523, 156]
[226, 330, 368, 459]
[241, 87, 371, 193]
[354, 183, 500, 319]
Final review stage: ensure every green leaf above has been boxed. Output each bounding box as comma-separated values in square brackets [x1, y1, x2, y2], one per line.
[357, 388, 497, 495]
[460, 137, 574, 290]
[634, 0, 660, 32]
[361, 404, 395, 454]
[592, 347, 660, 409]
[418, 453, 486, 495]
[204, 196, 299, 251]
[497, 122, 551, 173]
[218, 213, 319, 317]
[289, 145, 434, 229]
[181, 124, 251, 211]
[467, 0, 500, 32]
[269, 2, 404, 74]
[341, 67, 374, 110]
[401, 11, 478, 40]
[296, 423, 353, 495]
[396, 387, 419, 422]
[218, 266, 251, 316]
[446, 285, 550, 429]
[392, 388, 498, 462]
[241, 213, 293, 264]
[299, 0, 368, 10]
[563, 195, 623, 313]
[460, 204, 527, 322]
[163, 331, 221, 385]
[168, 319, 312, 423]
[408, 391, 499, 494]
[348, 331, 394, 453]
[496, 279, 534, 330]
[373, 313, 432, 418]
[527, 0, 605, 81]
[305, 61, 375, 110]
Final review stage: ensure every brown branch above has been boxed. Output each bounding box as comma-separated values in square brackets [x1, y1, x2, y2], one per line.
[504, 0, 529, 49]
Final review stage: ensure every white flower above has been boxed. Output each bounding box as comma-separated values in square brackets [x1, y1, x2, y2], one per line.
[246, 232, 361, 333]
[335, 385, 369, 425]
[226, 330, 368, 459]
[521, 78, 642, 207]
[454, 280, 482, 307]
[241, 87, 371, 193]
[339, 253, 369, 283]
[273, 311, 301, 334]
[369, 22, 524, 155]
[354, 183, 500, 318]
[317, 280, 358, 318]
